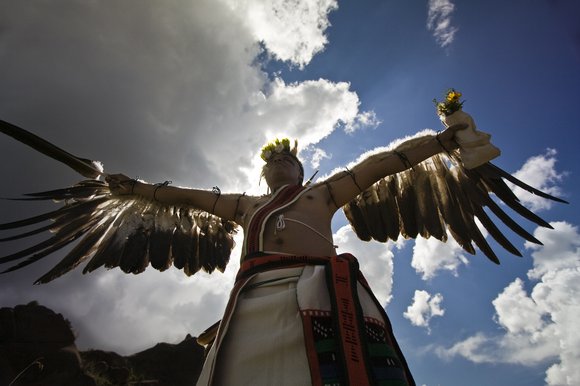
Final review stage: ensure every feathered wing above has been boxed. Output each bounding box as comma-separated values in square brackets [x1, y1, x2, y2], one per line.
[0, 119, 238, 283]
[343, 148, 568, 264]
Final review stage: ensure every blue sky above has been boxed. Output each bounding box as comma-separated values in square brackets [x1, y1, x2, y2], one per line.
[1, 1, 579, 385]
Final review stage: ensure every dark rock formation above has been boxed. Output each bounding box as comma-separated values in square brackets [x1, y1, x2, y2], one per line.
[81, 335, 205, 386]
[127, 335, 205, 385]
[0, 301, 95, 386]
[0, 302, 205, 386]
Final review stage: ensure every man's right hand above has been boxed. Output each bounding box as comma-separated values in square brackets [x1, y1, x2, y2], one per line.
[105, 173, 137, 195]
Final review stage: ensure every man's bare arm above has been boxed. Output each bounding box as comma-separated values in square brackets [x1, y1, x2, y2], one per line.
[319, 126, 462, 210]
[106, 174, 249, 223]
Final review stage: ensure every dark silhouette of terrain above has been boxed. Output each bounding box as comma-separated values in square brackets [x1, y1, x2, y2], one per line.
[0, 302, 205, 386]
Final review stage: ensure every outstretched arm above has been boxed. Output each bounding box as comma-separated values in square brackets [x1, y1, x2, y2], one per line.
[319, 124, 465, 210]
[106, 175, 248, 223]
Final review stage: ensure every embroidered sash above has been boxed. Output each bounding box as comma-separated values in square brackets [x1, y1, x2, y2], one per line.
[236, 253, 416, 386]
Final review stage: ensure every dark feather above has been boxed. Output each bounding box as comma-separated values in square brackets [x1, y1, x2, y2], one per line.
[449, 167, 502, 262]
[20, 186, 107, 201]
[171, 209, 194, 271]
[442, 169, 476, 254]
[414, 167, 445, 240]
[0, 215, 98, 264]
[0, 222, 56, 242]
[343, 137, 567, 265]
[82, 227, 125, 273]
[0, 198, 106, 230]
[478, 162, 568, 203]
[2, 218, 99, 273]
[198, 218, 213, 273]
[361, 189, 388, 242]
[382, 176, 402, 241]
[0, 119, 102, 178]
[396, 173, 419, 238]
[35, 217, 115, 283]
[485, 198, 542, 244]
[481, 175, 553, 228]
[185, 226, 201, 276]
[456, 170, 522, 257]
[0, 120, 239, 282]
[344, 200, 372, 241]
[119, 227, 150, 274]
[148, 207, 175, 271]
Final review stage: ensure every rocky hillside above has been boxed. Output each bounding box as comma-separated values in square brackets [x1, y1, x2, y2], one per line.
[0, 302, 205, 386]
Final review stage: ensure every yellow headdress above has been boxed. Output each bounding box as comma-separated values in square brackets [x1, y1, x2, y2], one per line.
[260, 138, 298, 162]
[260, 138, 304, 184]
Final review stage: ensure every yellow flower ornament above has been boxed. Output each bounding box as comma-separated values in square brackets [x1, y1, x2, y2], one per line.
[433, 88, 465, 116]
[260, 138, 298, 162]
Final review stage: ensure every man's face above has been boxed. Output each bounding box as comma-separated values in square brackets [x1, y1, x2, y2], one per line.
[264, 153, 303, 186]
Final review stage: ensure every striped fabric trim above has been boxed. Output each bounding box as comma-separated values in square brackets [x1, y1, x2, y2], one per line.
[242, 184, 307, 255]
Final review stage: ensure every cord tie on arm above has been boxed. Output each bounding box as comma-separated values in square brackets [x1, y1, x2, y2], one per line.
[394, 150, 414, 171]
[345, 167, 363, 193]
[211, 186, 221, 213]
[153, 180, 172, 201]
[436, 131, 452, 156]
[128, 178, 138, 195]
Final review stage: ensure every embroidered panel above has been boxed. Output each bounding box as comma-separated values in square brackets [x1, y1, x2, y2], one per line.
[302, 310, 411, 386]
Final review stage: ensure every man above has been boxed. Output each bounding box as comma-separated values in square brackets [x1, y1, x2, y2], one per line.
[106, 125, 462, 386]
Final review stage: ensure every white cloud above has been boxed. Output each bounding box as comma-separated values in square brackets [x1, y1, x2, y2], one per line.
[403, 290, 445, 333]
[228, 0, 338, 68]
[492, 278, 545, 334]
[526, 222, 580, 280]
[509, 149, 567, 212]
[434, 221, 580, 385]
[0, 0, 377, 355]
[308, 146, 331, 169]
[253, 78, 366, 146]
[435, 333, 496, 363]
[344, 110, 381, 134]
[426, 0, 458, 48]
[333, 225, 396, 307]
[411, 235, 470, 280]
[241, 78, 377, 191]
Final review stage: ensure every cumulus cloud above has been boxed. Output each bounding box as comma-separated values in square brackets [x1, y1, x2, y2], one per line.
[0, 0, 381, 355]
[403, 290, 445, 333]
[344, 110, 381, 134]
[411, 235, 469, 280]
[229, 0, 339, 68]
[434, 221, 580, 385]
[508, 148, 567, 212]
[308, 146, 332, 169]
[426, 0, 458, 48]
[240, 77, 378, 189]
[252, 78, 367, 146]
[526, 222, 580, 279]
